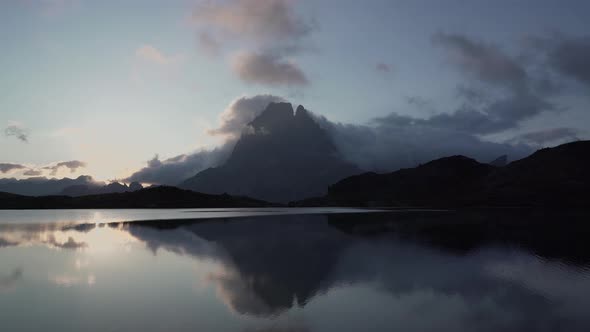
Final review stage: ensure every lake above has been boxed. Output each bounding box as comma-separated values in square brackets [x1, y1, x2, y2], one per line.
[1, 208, 589, 332]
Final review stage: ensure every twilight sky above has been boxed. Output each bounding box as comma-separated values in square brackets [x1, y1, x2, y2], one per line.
[1, 0, 589, 182]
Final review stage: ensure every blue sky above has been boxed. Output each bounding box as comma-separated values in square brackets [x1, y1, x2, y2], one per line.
[1, 0, 589, 181]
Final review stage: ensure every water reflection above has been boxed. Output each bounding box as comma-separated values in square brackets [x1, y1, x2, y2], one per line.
[0, 211, 590, 331]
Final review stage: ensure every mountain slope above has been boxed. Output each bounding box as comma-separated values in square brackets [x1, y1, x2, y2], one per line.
[483, 140, 590, 205]
[296, 140, 590, 207]
[319, 155, 495, 207]
[181, 102, 360, 202]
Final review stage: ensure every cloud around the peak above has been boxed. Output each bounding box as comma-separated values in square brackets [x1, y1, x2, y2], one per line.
[126, 94, 285, 185]
[310, 111, 531, 172]
[126, 90, 538, 187]
[124, 33, 589, 186]
[208, 94, 286, 139]
[126, 149, 231, 185]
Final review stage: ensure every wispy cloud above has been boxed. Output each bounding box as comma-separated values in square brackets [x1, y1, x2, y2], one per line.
[42, 160, 87, 175]
[231, 51, 308, 86]
[0, 163, 26, 174]
[376, 63, 393, 74]
[4, 123, 29, 143]
[23, 169, 43, 176]
[136, 45, 184, 66]
[511, 127, 581, 145]
[524, 34, 590, 88]
[198, 32, 222, 56]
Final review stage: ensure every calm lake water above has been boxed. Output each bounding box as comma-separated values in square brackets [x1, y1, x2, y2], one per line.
[1, 208, 589, 332]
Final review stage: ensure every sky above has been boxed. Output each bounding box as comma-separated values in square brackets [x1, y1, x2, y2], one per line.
[1, 0, 589, 182]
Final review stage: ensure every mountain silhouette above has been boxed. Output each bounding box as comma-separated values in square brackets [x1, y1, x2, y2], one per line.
[488, 155, 508, 167]
[295, 140, 590, 207]
[181, 102, 360, 202]
[60, 181, 143, 196]
[0, 175, 101, 196]
[0, 186, 273, 209]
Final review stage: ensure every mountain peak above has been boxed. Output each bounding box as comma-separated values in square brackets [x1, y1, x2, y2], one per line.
[250, 102, 294, 131]
[295, 105, 308, 117]
[181, 101, 360, 202]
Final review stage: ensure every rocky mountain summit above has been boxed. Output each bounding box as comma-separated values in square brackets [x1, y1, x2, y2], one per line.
[181, 102, 360, 202]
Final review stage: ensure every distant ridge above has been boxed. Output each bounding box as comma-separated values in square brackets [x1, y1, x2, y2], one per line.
[0, 186, 275, 209]
[60, 181, 144, 196]
[0, 175, 100, 196]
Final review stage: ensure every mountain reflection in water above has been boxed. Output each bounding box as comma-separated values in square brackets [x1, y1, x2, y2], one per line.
[0, 210, 590, 332]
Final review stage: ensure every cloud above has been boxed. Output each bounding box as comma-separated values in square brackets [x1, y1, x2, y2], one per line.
[43, 160, 87, 175]
[192, 0, 313, 46]
[433, 32, 528, 89]
[128, 89, 536, 185]
[527, 34, 590, 87]
[549, 36, 590, 86]
[0, 161, 87, 178]
[313, 113, 531, 172]
[208, 94, 286, 139]
[127, 95, 285, 185]
[310, 33, 562, 171]
[426, 92, 553, 135]
[428, 33, 567, 140]
[126, 148, 231, 185]
[511, 127, 581, 145]
[0, 163, 26, 174]
[4, 124, 29, 142]
[23, 169, 43, 176]
[136, 45, 183, 65]
[127, 95, 286, 185]
[376, 62, 393, 73]
[231, 51, 309, 86]
[192, 0, 314, 87]
[198, 32, 222, 56]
